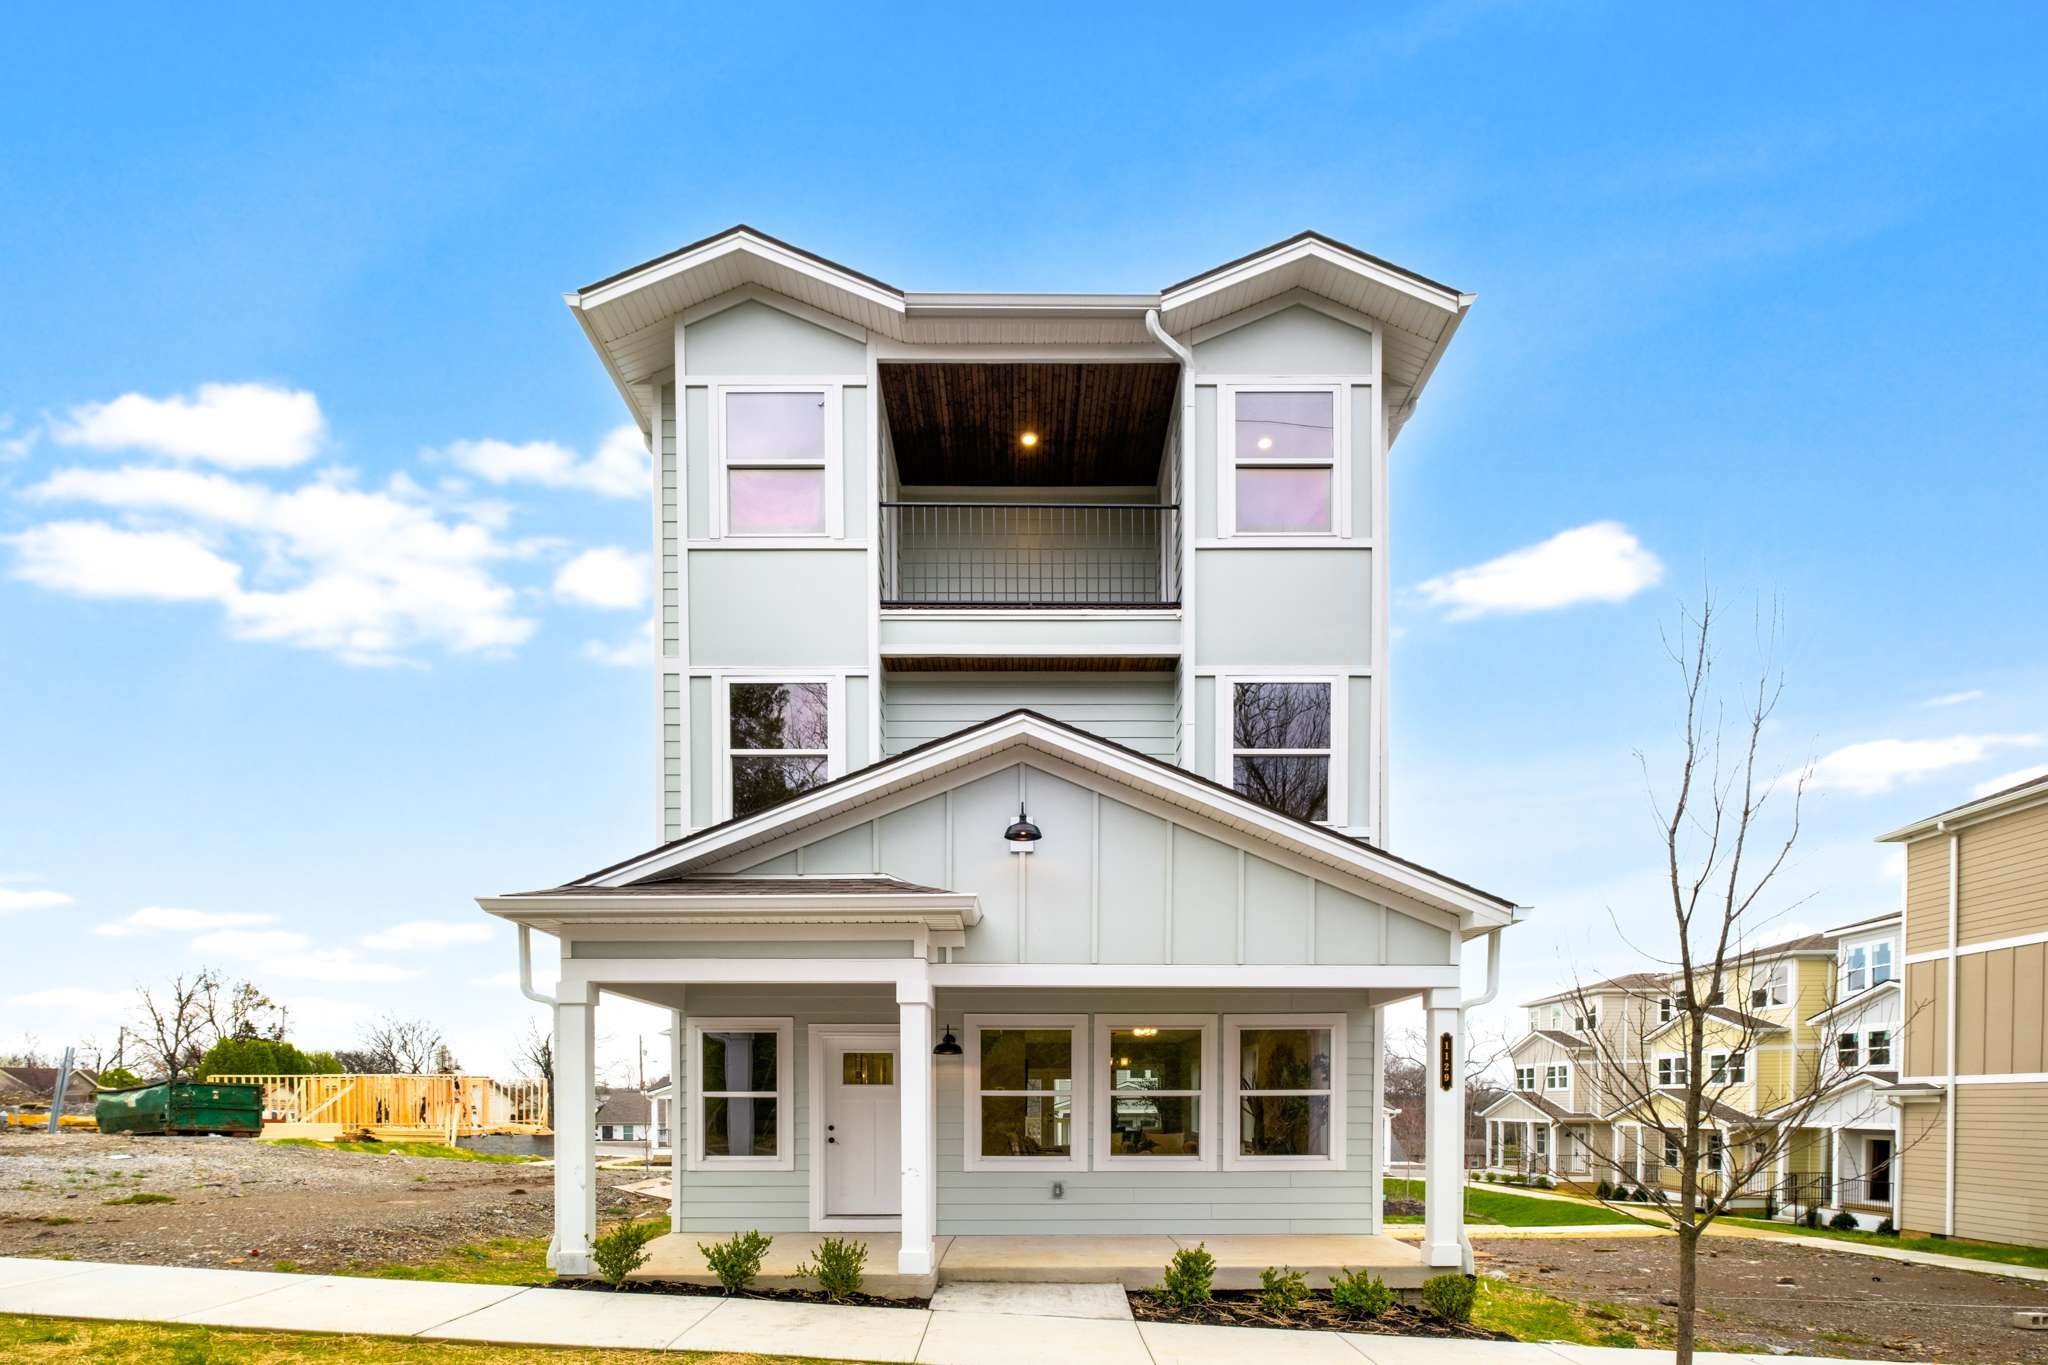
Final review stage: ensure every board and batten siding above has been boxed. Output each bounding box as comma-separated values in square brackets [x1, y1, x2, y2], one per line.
[880, 675, 1178, 763]
[668, 983, 1378, 1237]
[1952, 1083, 2048, 1245]
[709, 761, 1455, 968]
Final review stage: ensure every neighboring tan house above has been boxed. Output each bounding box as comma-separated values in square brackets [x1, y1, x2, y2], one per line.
[478, 226, 1524, 1290]
[0, 1065, 100, 1114]
[1881, 772, 2048, 1247]
[1482, 928, 1905, 1228]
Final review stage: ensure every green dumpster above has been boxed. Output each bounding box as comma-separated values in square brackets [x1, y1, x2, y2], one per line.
[95, 1081, 264, 1137]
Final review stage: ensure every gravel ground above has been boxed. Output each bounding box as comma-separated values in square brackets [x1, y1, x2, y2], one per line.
[1477, 1234, 2048, 1364]
[0, 1130, 655, 1271]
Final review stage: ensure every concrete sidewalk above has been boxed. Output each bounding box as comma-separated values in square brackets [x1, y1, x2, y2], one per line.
[0, 1256, 1929, 1365]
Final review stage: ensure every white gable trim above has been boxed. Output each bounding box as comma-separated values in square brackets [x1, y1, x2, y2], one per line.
[680, 283, 871, 346]
[1161, 237, 1467, 321]
[576, 229, 904, 316]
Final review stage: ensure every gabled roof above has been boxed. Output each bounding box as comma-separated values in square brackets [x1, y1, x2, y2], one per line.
[481, 874, 981, 933]
[1880, 770, 2048, 842]
[567, 226, 1473, 442]
[517, 710, 1518, 932]
[0, 1065, 98, 1094]
[1643, 1005, 1788, 1043]
[1823, 910, 1900, 937]
[1806, 978, 1899, 1026]
[1522, 972, 1667, 1008]
[1511, 1029, 1594, 1055]
[1478, 1090, 1595, 1123]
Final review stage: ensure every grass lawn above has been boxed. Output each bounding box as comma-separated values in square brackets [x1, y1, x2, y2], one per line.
[0, 1314, 838, 1364]
[1381, 1178, 1641, 1227]
[263, 1139, 542, 1164]
[1720, 1217, 2048, 1270]
[1471, 1278, 1675, 1349]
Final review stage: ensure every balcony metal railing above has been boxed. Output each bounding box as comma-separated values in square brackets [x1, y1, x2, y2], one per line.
[880, 501, 1180, 606]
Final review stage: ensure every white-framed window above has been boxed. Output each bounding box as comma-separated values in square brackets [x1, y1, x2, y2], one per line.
[1657, 1055, 1688, 1088]
[720, 677, 837, 820]
[1706, 1133, 1725, 1173]
[1533, 1125, 1549, 1158]
[1573, 1005, 1598, 1032]
[1663, 1134, 1680, 1168]
[1708, 1051, 1746, 1083]
[1844, 945, 1868, 993]
[1549, 1004, 1563, 1029]
[1222, 1014, 1345, 1171]
[686, 1017, 793, 1172]
[1544, 1063, 1570, 1091]
[1219, 383, 1346, 536]
[1867, 1029, 1892, 1066]
[1223, 677, 1342, 824]
[1749, 962, 1787, 1010]
[714, 384, 840, 537]
[963, 1015, 1087, 1173]
[1096, 1015, 1214, 1168]
[1871, 941, 1893, 985]
[1836, 1032, 1860, 1069]
[1515, 1066, 1537, 1091]
[1658, 995, 1674, 1024]
[1705, 984, 1726, 1006]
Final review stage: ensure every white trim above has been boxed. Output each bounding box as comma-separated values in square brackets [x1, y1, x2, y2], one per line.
[1902, 1070, 2048, 1085]
[1877, 779, 2048, 842]
[934, 963, 1457, 989]
[682, 282, 871, 346]
[685, 1016, 794, 1174]
[877, 607, 1183, 622]
[1904, 926, 2048, 963]
[575, 229, 905, 316]
[709, 381, 845, 540]
[1095, 1014, 1216, 1170]
[1215, 673, 1349, 829]
[960, 1014, 1089, 1173]
[807, 1023, 902, 1231]
[1214, 380, 1352, 539]
[1543, 1062, 1571, 1092]
[1160, 236, 1466, 318]
[1220, 1012, 1347, 1172]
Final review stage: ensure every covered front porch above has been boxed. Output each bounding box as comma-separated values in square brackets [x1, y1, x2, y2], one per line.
[627, 1230, 1429, 1296]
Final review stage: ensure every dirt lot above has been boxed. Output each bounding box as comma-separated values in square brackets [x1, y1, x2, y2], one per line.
[0, 1130, 657, 1271]
[1479, 1233, 2048, 1364]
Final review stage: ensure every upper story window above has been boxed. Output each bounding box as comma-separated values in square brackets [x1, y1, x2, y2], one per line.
[1223, 386, 1343, 535]
[1544, 1064, 1569, 1090]
[1657, 1054, 1688, 1088]
[720, 388, 829, 535]
[1515, 1066, 1536, 1091]
[1709, 1050, 1746, 1083]
[1867, 1029, 1891, 1066]
[1836, 1032, 1860, 1069]
[1549, 1004, 1563, 1029]
[727, 680, 831, 818]
[1871, 941, 1893, 985]
[1658, 995, 1674, 1024]
[1229, 680, 1334, 823]
[1748, 962, 1787, 1010]
[1572, 1006, 1598, 1032]
[1845, 945, 1867, 993]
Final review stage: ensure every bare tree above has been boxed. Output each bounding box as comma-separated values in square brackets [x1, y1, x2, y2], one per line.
[1, 1036, 51, 1069]
[1384, 1022, 1512, 1178]
[200, 977, 289, 1043]
[132, 971, 219, 1084]
[352, 1015, 446, 1074]
[515, 1018, 554, 1126]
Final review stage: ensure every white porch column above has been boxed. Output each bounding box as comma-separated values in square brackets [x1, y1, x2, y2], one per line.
[669, 1009, 685, 1234]
[896, 971, 936, 1277]
[552, 991, 597, 1274]
[1422, 991, 1466, 1269]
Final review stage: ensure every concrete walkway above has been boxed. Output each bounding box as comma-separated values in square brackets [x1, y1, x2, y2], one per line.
[0, 1256, 1930, 1364]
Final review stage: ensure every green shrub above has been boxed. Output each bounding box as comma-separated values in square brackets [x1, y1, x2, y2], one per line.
[698, 1229, 774, 1294]
[1594, 1180, 1612, 1200]
[1329, 1266, 1394, 1318]
[1828, 1210, 1859, 1231]
[1421, 1273, 1476, 1324]
[192, 1037, 343, 1080]
[1257, 1265, 1308, 1315]
[1875, 1217, 1896, 1237]
[1536, 1175, 1554, 1189]
[591, 1219, 662, 1288]
[1154, 1243, 1216, 1308]
[795, 1235, 868, 1302]
[95, 1066, 146, 1090]
[1802, 1205, 1822, 1228]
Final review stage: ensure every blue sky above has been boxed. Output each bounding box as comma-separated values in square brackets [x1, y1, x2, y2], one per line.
[4, 3, 2044, 1078]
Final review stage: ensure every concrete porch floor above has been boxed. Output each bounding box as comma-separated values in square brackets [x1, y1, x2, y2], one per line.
[627, 1231, 1428, 1299]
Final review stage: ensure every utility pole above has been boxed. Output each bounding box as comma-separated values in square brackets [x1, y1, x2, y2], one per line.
[47, 1046, 75, 1134]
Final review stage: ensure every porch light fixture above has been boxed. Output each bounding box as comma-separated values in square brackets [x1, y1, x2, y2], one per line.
[1018, 431, 1039, 447]
[933, 1027, 963, 1058]
[1004, 803, 1041, 852]
[1131, 1027, 1158, 1038]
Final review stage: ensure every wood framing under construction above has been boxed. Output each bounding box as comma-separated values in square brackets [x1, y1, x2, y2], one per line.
[208, 1073, 551, 1141]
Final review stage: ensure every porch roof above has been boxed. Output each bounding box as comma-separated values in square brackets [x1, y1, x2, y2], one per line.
[1806, 978, 1898, 1026]
[544, 709, 1519, 932]
[480, 874, 980, 932]
[1641, 1004, 1787, 1043]
[1479, 1090, 1595, 1123]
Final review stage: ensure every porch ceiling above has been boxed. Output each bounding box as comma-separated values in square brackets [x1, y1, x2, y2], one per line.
[880, 362, 1179, 486]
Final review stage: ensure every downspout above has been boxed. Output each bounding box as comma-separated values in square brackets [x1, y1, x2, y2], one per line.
[1145, 308, 1198, 769]
[518, 924, 557, 1007]
[1462, 924, 1506, 1008]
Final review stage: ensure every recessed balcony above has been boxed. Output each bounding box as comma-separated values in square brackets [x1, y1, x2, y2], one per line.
[879, 499, 1179, 607]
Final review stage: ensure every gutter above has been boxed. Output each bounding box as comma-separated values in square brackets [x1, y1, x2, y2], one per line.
[1145, 309, 1199, 770]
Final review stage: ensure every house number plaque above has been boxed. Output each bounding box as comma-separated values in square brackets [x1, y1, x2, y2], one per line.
[1438, 1032, 1454, 1091]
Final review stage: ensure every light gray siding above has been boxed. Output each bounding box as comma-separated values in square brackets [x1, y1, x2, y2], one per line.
[688, 550, 870, 665]
[1195, 550, 1373, 665]
[1192, 303, 1375, 375]
[683, 299, 867, 376]
[714, 762, 1452, 965]
[880, 674, 1178, 762]
[688, 676, 713, 824]
[684, 387, 710, 540]
[660, 386, 680, 653]
[876, 612, 1181, 658]
[661, 673, 683, 840]
[670, 984, 1378, 1236]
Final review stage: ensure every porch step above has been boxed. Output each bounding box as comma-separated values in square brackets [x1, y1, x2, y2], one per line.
[928, 1281, 1133, 1320]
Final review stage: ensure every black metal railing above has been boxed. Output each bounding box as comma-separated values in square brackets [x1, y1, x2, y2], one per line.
[879, 501, 1180, 606]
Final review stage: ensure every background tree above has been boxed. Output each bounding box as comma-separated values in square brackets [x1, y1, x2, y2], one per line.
[346, 1015, 447, 1073]
[131, 970, 218, 1084]
[516, 1018, 554, 1126]
[192, 1036, 342, 1079]
[1383, 1024, 1511, 1174]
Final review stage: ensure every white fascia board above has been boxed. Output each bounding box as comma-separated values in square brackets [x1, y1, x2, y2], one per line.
[1823, 911, 1902, 937]
[580, 713, 1517, 926]
[901, 292, 1160, 317]
[1877, 780, 2048, 842]
[477, 893, 978, 927]
[564, 294, 653, 437]
[1159, 238, 1466, 320]
[573, 230, 905, 317]
[1804, 979, 1900, 1027]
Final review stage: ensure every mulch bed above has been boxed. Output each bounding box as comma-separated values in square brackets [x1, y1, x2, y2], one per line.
[565, 1279, 927, 1309]
[1129, 1290, 1504, 1338]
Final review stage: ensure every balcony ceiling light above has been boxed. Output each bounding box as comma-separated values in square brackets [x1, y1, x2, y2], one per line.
[1256, 435, 1274, 450]
[1018, 431, 1039, 447]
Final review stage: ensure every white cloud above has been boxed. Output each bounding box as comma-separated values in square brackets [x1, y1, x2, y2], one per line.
[52, 382, 324, 469]
[1973, 763, 2048, 798]
[12, 986, 131, 1012]
[1415, 521, 1665, 620]
[0, 413, 34, 461]
[20, 462, 534, 665]
[1810, 733, 2045, 795]
[0, 887, 73, 915]
[1922, 689, 1984, 708]
[439, 424, 647, 499]
[94, 906, 278, 937]
[359, 920, 494, 952]
[582, 617, 654, 668]
[9, 521, 243, 602]
[554, 546, 649, 610]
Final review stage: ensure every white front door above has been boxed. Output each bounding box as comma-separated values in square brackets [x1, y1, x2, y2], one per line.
[822, 1033, 901, 1218]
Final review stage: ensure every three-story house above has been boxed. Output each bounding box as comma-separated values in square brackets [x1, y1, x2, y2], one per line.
[477, 227, 1523, 1292]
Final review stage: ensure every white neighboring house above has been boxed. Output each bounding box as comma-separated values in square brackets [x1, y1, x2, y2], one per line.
[1786, 910, 1904, 1229]
[479, 227, 1523, 1290]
